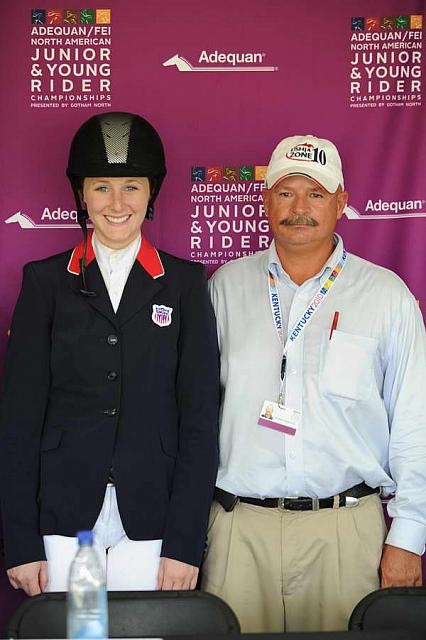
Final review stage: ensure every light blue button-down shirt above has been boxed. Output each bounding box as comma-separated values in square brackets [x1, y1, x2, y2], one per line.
[210, 235, 426, 554]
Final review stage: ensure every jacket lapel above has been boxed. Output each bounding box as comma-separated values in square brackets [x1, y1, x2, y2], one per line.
[116, 262, 164, 327]
[66, 233, 117, 328]
[67, 233, 165, 328]
[116, 237, 166, 327]
[84, 261, 118, 325]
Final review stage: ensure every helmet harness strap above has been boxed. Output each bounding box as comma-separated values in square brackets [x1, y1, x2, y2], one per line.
[72, 182, 96, 297]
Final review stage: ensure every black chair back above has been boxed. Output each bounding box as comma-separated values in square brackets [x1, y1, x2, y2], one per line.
[7, 590, 241, 638]
[349, 587, 426, 631]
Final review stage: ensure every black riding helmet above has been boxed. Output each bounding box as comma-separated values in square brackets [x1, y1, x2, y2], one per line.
[67, 111, 167, 223]
[66, 111, 166, 295]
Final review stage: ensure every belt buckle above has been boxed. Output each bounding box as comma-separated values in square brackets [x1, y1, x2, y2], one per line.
[278, 496, 315, 510]
[278, 497, 298, 510]
[345, 496, 359, 508]
[278, 496, 320, 511]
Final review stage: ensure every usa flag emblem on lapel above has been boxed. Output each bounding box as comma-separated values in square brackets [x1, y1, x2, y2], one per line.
[152, 304, 173, 327]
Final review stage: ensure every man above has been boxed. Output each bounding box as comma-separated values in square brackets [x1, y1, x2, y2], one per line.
[0, 112, 219, 594]
[202, 135, 426, 632]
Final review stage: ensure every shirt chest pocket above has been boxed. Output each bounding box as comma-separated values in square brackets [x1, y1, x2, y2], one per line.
[319, 329, 379, 401]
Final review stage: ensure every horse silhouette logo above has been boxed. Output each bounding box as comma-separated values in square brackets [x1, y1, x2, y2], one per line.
[4, 212, 37, 228]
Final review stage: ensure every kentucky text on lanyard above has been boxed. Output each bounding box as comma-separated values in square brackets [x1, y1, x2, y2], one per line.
[268, 250, 347, 350]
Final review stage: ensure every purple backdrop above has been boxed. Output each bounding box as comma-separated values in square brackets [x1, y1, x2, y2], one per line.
[0, 0, 425, 633]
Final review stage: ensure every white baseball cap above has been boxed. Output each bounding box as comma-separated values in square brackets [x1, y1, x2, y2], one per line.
[265, 135, 345, 193]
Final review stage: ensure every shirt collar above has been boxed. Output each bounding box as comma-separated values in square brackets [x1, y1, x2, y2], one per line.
[266, 233, 345, 285]
[93, 233, 140, 273]
[67, 231, 165, 279]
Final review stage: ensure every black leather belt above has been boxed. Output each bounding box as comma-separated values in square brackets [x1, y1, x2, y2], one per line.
[214, 483, 379, 512]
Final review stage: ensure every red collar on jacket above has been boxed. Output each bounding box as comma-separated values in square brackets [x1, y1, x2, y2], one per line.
[67, 232, 165, 279]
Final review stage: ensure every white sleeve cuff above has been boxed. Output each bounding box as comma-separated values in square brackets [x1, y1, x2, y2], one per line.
[385, 517, 426, 555]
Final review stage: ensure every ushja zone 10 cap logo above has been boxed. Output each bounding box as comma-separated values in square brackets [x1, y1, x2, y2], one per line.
[286, 143, 327, 165]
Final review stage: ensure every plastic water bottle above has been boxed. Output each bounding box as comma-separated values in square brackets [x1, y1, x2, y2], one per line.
[67, 530, 108, 639]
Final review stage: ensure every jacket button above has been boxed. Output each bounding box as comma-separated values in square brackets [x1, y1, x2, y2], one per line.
[103, 408, 118, 416]
[107, 334, 118, 345]
[107, 371, 118, 381]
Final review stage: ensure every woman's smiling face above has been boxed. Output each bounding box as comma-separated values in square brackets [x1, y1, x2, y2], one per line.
[82, 176, 150, 249]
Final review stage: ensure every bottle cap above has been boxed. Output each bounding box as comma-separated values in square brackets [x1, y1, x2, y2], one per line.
[77, 530, 93, 545]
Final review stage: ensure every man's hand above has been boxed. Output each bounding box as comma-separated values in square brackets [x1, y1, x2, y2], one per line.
[7, 561, 48, 596]
[380, 544, 423, 587]
[157, 557, 199, 590]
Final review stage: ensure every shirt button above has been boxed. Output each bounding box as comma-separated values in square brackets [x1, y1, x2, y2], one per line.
[107, 334, 118, 345]
[103, 408, 118, 416]
[289, 451, 296, 460]
[107, 371, 118, 381]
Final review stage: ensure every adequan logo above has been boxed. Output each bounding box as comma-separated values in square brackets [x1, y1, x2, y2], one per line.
[163, 51, 277, 72]
[4, 210, 91, 229]
[345, 198, 426, 220]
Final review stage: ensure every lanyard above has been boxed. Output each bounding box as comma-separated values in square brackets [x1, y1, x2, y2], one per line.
[268, 250, 347, 405]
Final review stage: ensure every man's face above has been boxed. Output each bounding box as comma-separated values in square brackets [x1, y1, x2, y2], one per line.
[82, 176, 150, 249]
[263, 175, 348, 253]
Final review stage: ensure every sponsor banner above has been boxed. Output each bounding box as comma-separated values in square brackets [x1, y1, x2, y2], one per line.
[349, 14, 423, 109]
[188, 164, 271, 267]
[30, 8, 112, 109]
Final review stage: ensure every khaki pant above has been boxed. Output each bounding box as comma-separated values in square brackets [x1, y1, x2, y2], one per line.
[201, 494, 386, 632]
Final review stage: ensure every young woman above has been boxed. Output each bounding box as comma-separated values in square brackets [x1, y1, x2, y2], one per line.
[0, 112, 219, 594]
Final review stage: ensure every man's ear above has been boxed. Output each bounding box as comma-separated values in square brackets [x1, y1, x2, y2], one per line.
[263, 188, 271, 216]
[336, 190, 348, 220]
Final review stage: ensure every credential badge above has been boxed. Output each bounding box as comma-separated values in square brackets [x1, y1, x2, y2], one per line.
[152, 304, 173, 327]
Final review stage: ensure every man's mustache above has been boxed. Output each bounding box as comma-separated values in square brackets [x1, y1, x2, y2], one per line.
[280, 215, 319, 227]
